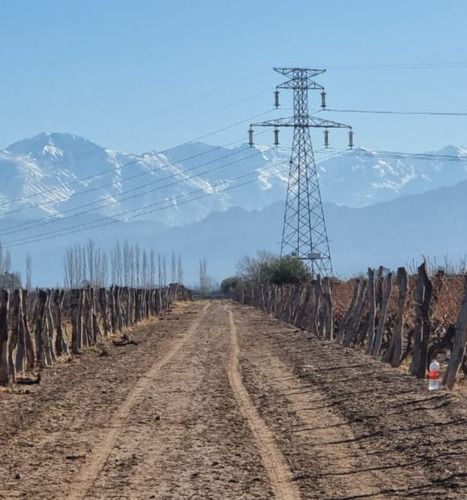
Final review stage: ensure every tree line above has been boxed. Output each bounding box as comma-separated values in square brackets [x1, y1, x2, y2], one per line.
[63, 240, 184, 289]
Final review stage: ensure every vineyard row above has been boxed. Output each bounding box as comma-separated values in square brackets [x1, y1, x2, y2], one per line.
[0, 284, 191, 385]
[234, 262, 467, 389]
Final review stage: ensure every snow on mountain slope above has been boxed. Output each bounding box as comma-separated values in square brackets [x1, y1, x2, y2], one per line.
[1, 133, 234, 225]
[2, 132, 467, 228]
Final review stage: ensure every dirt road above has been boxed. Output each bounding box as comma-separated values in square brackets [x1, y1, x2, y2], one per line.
[0, 300, 466, 499]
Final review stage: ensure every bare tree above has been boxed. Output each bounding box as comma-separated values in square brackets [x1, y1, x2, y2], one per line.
[86, 239, 96, 286]
[158, 254, 163, 287]
[236, 250, 274, 284]
[111, 242, 123, 286]
[150, 249, 156, 287]
[135, 244, 141, 287]
[142, 249, 149, 288]
[199, 257, 208, 296]
[177, 253, 184, 284]
[26, 254, 32, 291]
[162, 255, 167, 287]
[95, 247, 108, 287]
[171, 251, 177, 284]
[130, 246, 135, 287]
[123, 241, 131, 286]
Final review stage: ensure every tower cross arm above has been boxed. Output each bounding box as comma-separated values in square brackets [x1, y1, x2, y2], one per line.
[250, 116, 351, 129]
[250, 117, 295, 128]
[277, 79, 324, 91]
[273, 67, 325, 77]
[308, 116, 352, 129]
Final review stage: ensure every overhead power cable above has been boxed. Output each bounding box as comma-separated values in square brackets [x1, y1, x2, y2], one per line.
[326, 108, 467, 117]
[2, 147, 335, 248]
[0, 142, 267, 238]
[0, 108, 275, 214]
[1, 149, 334, 247]
[338, 148, 467, 162]
[1, 144, 461, 241]
[0, 133, 257, 223]
[2, 152, 295, 248]
[327, 61, 467, 71]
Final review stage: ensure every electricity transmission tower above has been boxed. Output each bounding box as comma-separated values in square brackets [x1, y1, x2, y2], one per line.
[249, 67, 353, 276]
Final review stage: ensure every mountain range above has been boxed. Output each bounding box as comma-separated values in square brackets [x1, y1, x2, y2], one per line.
[2, 132, 467, 286]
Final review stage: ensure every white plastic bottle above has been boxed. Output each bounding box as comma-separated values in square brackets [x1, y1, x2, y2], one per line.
[428, 359, 440, 390]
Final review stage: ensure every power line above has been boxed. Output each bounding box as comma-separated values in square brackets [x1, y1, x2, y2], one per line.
[2, 152, 291, 248]
[3, 141, 461, 240]
[5, 140, 460, 247]
[0, 108, 275, 214]
[338, 148, 467, 162]
[327, 61, 467, 71]
[0, 142, 266, 238]
[326, 108, 467, 116]
[4, 147, 337, 248]
[0, 134, 256, 224]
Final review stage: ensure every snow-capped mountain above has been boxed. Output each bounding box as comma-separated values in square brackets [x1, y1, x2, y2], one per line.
[2, 132, 467, 228]
[0, 133, 236, 225]
[317, 145, 467, 206]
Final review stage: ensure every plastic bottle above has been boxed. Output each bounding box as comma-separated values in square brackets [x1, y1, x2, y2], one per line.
[428, 359, 440, 390]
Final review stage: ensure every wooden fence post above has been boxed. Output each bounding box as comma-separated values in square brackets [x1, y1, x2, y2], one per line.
[363, 268, 376, 351]
[383, 267, 408, 366]
[443, 277, 467, 389]
[343, 279, 368, 347]
[45, 290, 57, 363]
[34, 290, 50, 368]
[22, 290, 35, 371]
[410, 263, 433, 378]
[71, 289, 82, 354]
[371, 272, 393, 358]
[322, 277, 334, 340]
[98, 288, 110, 336]
[54, 289, 68, 356]
[10, 289, 22, 380]
[14, 289, 25, 373]
[337, 279, 360, 343]
[0, 290, 10, 385]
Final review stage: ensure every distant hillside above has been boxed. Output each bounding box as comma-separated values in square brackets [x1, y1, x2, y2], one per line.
[2, 133, 467, 230]
[5, 178, 467, 287]
[3, 132, 467, 286]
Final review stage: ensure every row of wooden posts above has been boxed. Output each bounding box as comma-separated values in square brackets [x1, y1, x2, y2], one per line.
[234, 263, 467, 389]
[0, 284, 191, 385]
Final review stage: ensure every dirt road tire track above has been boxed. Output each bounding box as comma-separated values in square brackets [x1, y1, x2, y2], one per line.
[0, 300, 465, 499]
[66, 303, 211, 500]
[225, 305, 301, 500]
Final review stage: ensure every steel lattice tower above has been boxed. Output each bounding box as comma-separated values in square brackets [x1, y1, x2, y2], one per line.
[249, 67, 353, 276]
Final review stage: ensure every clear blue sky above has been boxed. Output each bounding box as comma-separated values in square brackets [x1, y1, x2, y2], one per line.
[1, 0, 467, 154]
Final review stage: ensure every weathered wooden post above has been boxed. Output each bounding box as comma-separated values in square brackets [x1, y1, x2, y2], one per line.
[295, 284, 310, 330]
[371, 272, 393, 358]
[322, 277, 334, 340]
[45, 290, 57, 363]
[71, 289, 83, 355]
[343, 279, 368, 347]
[410, 263, 433, 378]
[337, 279, 360, 344]
[22, 290, 35, 371]
[34, 290, 50, 368]
[443, 277, 467, 389]
[98, 288, 110, 336]
[383, 267, 408, 366]
[0, 290, 10, 385]
[54, 289, 68, 356]
[363, 268, 376, 351]
[10, 289, 22, 379]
